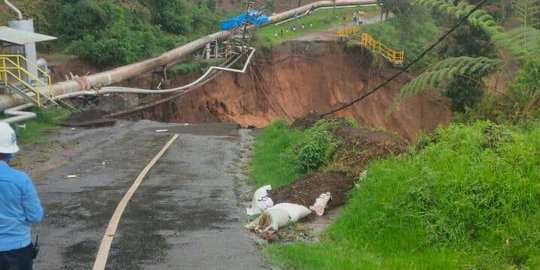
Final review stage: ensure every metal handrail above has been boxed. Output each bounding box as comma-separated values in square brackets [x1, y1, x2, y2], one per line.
[2, 69, 40, 106]
[337, 25, 360, 36]
[0, 55, 54, 107]
[359, 33, 404, 65]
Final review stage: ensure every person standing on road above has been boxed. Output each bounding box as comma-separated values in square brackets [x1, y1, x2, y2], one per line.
[0, 122, 44, 270]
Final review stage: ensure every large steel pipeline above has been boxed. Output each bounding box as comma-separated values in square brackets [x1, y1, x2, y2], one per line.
[0, 0, 377, 112]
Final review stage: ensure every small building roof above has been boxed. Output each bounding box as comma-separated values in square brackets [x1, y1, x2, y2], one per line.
[0, 26, 56, 45]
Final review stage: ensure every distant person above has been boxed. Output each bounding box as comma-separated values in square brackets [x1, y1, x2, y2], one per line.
[294, 10, 299, 19]
[358, 10, 366, 25]
[309, 5, 315, 14]
[0, 122, 44, 270]
[352, 12, 358, 25]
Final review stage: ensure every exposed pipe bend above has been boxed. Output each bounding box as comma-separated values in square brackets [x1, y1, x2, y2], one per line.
[4, 0, 23, 20]
[99, 47, 256, 94]
[3, 103, 35, 124]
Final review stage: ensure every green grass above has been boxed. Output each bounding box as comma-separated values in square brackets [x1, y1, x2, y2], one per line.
[266, 120, 540, 269]
[248, 118, 357, 188]
[248, 119, 305, 188]
[2, 106, 71, 145]
[254, 6, 379, 48]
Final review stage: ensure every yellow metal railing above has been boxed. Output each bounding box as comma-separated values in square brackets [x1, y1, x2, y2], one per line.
[359, 33, 404, 66]
[337, 25, 360, 37]
[0, 54, 53, 107]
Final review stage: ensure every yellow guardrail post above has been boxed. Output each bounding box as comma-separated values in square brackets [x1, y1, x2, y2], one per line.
[2, 58, 7, 88]
[16, 56, 21, 79]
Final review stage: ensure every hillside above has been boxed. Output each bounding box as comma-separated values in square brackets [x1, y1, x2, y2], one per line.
[0, 0, 538, 269]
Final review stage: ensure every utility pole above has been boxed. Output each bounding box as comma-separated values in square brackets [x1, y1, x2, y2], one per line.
[333, 0, 336, 14]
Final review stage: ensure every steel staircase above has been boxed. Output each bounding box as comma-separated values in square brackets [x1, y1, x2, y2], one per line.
[0, 54, 56, 108]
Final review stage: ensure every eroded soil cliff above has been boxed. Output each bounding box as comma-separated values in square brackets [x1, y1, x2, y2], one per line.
[124, 41, 450, 141]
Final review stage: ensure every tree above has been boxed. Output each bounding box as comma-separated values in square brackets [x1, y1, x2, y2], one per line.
[378, 0, 413, 19]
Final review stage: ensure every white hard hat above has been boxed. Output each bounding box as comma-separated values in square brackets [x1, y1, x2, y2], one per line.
[0, 122, 19, 154]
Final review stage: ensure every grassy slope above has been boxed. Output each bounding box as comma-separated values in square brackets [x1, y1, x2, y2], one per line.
[266, 121, 540, 269]
[255, 6, 379, 48]
[248, 120, 305, 189]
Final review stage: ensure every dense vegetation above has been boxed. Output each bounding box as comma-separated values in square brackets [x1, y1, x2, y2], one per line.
[267, 120, 540, 269]
[2, 0, 229, 66]
[47, 0, 225, 66]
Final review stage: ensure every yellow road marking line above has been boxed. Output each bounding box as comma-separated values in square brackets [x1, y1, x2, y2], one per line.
[92, 134, 179, 270]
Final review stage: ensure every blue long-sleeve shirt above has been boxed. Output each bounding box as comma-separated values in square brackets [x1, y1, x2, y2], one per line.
[0, 161, 44, 252]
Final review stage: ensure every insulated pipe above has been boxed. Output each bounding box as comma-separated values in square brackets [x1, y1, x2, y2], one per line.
[99, 47, 256, 94]
[1, 49, 249, 123]
[4, 0, 23, 20]
[0, 0, 377, 112]
[3, 103, 35, 124]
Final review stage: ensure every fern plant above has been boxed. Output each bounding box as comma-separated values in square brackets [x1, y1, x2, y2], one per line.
[388, 57, 502, 113]
[513, 0, 540, 28]
[412, 0, 538, 58]
[388, 0, 539, 114]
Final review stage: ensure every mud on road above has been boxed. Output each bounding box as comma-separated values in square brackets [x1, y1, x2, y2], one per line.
[26, 121, 272, 270]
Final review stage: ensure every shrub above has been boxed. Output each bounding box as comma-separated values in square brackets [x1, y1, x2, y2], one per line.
[297, 130, 337, 173]
[295, 118, 353, 173]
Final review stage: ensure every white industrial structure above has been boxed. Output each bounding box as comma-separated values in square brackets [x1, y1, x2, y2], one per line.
[2, 0, 56, 85]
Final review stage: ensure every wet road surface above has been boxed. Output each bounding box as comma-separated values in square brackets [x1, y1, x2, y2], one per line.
[33, 121, 272, 269]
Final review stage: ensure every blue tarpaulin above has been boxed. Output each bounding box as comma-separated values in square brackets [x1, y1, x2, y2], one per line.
[220, 10, 269, 31]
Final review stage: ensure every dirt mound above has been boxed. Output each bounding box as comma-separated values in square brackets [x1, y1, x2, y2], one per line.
[63, 109, 116, 127]
[334, 126, 409, 176]
[268, 172, 353, 209]
[291, 111, 322, 129]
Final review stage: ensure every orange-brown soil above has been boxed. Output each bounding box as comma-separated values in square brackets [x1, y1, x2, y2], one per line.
[127, 41, 450, 141]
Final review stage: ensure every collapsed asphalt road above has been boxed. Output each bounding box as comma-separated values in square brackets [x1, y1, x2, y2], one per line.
[30, 121, 272, 270]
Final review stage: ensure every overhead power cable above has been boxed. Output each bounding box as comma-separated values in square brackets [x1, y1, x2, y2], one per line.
[321, 0, 491, 117]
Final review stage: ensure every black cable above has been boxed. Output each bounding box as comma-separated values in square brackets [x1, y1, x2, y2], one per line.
[321, 0, 490, 117]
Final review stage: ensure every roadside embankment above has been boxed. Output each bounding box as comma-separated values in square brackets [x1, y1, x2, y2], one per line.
[249, 118, 540, 269]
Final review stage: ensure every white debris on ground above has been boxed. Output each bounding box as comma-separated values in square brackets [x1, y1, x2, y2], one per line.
[245, 203, 312, 233]
[309, 192, 332, 216]
[246, 185, 274, 216]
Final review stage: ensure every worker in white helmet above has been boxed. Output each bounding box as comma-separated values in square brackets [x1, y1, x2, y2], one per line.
[0, 122, 43, 270]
